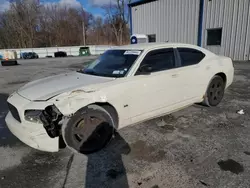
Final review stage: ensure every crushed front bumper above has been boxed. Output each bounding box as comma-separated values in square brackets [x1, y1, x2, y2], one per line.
[5, 92, 59, 152]
[5, 112, 59, 152]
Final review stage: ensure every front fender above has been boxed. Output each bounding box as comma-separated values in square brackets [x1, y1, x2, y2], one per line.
[52, 90, 108, 116]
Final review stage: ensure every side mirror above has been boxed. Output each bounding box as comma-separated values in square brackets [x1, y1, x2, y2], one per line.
[138, 64, 152, 75]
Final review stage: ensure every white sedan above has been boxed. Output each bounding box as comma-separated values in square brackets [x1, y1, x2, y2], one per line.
[5, 43, 234, 154]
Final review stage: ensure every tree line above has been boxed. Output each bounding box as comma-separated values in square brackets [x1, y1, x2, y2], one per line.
[0, 0, 131, 49]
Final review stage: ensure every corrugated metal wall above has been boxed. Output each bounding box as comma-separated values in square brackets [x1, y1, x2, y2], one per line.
[131, 0, 250, 60]
[132, 0, 200, 44]
[202, 0, 250, 60]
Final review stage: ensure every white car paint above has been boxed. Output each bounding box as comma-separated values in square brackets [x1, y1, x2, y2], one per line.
[5, 43, 234, 152]
[17, 72, 115, 101]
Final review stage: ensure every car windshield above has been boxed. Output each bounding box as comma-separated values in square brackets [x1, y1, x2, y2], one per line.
[80, 50, 142, 78]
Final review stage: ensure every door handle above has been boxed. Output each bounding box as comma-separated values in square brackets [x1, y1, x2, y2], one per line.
[172, 74, 178, 78]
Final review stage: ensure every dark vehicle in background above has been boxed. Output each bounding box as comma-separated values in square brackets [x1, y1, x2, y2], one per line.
[54, 51, 67, 57]
[21, 52, 39, 59]
[20, 52, 27, 59]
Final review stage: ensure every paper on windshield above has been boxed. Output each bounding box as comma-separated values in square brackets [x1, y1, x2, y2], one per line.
[112, 70, 126, 75]
[124, 50, 141, 55]
[112, 70, 121, 74]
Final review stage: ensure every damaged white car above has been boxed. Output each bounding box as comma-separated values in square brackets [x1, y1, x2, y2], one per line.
[5, 43, 234, 154]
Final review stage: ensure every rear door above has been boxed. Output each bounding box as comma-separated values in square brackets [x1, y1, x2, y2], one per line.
[175, 47, 207, 101]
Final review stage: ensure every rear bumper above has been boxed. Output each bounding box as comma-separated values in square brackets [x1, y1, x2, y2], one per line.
[5, 112, 59, 152]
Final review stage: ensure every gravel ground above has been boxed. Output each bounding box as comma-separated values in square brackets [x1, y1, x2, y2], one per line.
[0, 58, 250, 188]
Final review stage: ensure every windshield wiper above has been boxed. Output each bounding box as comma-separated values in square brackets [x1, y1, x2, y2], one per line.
[78, 69, 119, 78]
[77, 69, 97, 76]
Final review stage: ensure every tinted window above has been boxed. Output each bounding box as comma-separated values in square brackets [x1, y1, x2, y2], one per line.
[81, 50, 141, 78]
[137, 48, 175, 74]
[207, 28, 222, 45]
[177, 48, 205, 67]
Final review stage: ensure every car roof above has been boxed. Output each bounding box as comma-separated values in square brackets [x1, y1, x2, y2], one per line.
[112, 42, 214, 55]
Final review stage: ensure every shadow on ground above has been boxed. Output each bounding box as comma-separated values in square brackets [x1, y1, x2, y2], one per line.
[84, 133, 130, 188]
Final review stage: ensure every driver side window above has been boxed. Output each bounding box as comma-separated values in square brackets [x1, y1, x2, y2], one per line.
[136, 48, 175, 75]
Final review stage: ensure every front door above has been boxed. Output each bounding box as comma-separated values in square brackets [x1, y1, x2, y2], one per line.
[124, 48, 183, 123]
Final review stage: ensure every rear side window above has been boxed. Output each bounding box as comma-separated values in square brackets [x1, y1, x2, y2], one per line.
[177, 48, 205, 67]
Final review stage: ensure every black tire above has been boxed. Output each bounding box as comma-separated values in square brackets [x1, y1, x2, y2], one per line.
[62, 105, 114, 154]
[1, 60, 18, 66]
[203, 75, 225, 106]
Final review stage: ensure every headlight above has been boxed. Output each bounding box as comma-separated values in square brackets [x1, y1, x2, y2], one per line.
[24, 110, 43, 124]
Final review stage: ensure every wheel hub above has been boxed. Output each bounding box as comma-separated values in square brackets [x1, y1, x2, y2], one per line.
[208, 78, 224, 105]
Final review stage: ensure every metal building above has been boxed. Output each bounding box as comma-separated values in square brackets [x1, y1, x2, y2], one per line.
[128, 0, 250, 60]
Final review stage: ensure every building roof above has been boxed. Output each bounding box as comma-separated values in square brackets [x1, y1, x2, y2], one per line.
[128, 0, 158, 7]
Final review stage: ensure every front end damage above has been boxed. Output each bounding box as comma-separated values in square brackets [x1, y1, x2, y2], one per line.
[6, 73, 112, 152]
[6, 92, 61, 152]
[38, 98, 95, 149]
[40, 105, 63, 138]
[38, 89, 107, 151]
[39, 105, 69, 149]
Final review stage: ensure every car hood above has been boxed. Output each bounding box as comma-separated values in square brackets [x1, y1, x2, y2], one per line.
[17, 72, 114, 101]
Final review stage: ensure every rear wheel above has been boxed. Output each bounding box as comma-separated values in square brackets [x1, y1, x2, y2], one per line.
[62, 105, 114, 154]
[203, 75, 225, 106]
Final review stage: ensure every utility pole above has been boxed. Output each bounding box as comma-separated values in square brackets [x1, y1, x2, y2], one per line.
[82, 21, 86, 46]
